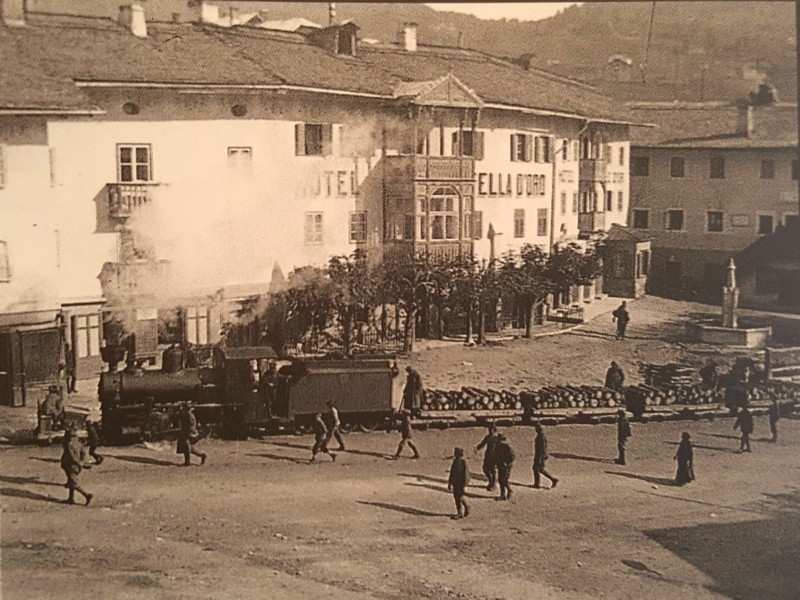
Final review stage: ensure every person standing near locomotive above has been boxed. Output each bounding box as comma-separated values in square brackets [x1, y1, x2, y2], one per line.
[532, 423, 559, 489]
[612, 301, 630, 340]
[447, 447, 470, 519]
[733, 406, 754, 452]
[311, 412, 336, 462]
[475, 423, 499, 491]
[604, 361, 625, 392]
[402, 366, 424, 412]
[493, 433, 515, 500]
[393, 410, 420, 459]
[615, 410, 631, 465]
[177, 403, 207, 467]
[768, 398, 781, 443]
[674, 431, 694, 485]
[85, 418, 104, 465]
[325, 400, 346, 452]
[61, 427, 93, 506]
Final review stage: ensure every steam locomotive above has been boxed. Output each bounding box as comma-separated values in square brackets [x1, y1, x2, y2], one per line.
[99, 345, 402, 445]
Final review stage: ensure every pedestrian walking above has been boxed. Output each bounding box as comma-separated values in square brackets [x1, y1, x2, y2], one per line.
[494, 434, 515, 500]
[475, 423, 499, 491]
[604, 361, 625, 391]
[310, 412, 336, 462]
[402, 366, 424, 412]
[60, 427, 93, 505]
[325, 400, 346, 451]
[674, 431, 694, 485]
[65, 342, 77, 394]
[85, 419, 103, 465]
[394, 410, 420, 459]
[615, 410, 631, 465]
[733, 406, 754, 452]
[768, 398, 780, 443]
[177, 403, 207, 466]
[532, 423, 558, 489]
[612, 301, 630, 340]
[447, 447, 470, 519]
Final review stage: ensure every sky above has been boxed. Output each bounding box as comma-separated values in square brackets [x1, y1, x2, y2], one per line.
[426, 3, 581, 22]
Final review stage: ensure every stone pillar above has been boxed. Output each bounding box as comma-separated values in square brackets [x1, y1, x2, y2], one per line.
[722, 258, 739, 328]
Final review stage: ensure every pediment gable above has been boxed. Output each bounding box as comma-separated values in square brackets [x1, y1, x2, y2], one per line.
[394, 73, 483, 108]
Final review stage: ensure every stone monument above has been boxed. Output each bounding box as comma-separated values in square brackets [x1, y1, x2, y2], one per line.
[721, 258, 739, 328]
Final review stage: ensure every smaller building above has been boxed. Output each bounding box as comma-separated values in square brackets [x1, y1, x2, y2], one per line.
[735, 221, 800, 310]
[602, 224, 651, 298]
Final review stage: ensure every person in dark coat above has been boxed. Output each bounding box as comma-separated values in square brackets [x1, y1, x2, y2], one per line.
[39, 385, 65, 430]
[768, 398, 780, 443]
[475, 424, 498, 491]
[310, 412, 336, 462]
[65, 342, 77, 394]
[604, 361, 625, 392]
[612, 301, 630, 340]
[533, 423, 558, 489]
[325, 400, 345, 451]
[494, 434, 515, 500]
[733, 406, 754, 452]
[447, 447, 470, 519]
[402, 366, 424, 411]
[674, 431, 694, 485]
[61, 427, 93, 505]
[85, 419, 103, 465]
[394, 411, 420, 459]
[177, 403, 207, 466]
[699, 360, 719, 390]
[615, 410, 631, 465]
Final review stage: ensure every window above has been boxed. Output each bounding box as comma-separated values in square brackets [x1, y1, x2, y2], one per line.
[74, 314, 101, 359]
[572, 140, 580, 161]
[707, 211, 724, 232]
[186, 307, 209, 345]
[785, 214, 799, 228]
[710, 156, 725, 179]
[510, 133, 532, 162]
[537, 208, 548, 237]
[349, 211, 367, 243]
[760, 159, 775, 179]
[617, 191, 624, 212]
[472, 211, 483, 240]
[304, 212, 323, 245]
[606, 190, 613, 211]
[572, 192, 578, 213]
[514, 209, 525, 238]
[451, 131, 484, 159]
[632, 156, 649, 176]
[666, 210, 685, 231]
[295, 123, 333, 156]
[758, 215, 774, 235]
[428, 188, 459, 240]
[561, 140, 569, 161]
[227, 147, 252, 171]
[534, 136, 551, 163]
[670, 156, 685, 178]
[0, 241, 9, 282]
[640, 250, 650, 276]
[618, 146, 625, 166]
[117, 144, 151, 182]
[632, 209, 649, 229]
[792, 159, 799, 180]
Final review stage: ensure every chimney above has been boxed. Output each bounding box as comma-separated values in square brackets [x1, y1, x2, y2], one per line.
[328, 2, 336, 26]
[456, 31, 464, 49]
[400, 22, 417, 52]
[2, 0, 26, 27]
[736, 104, 754, 138]
[118, 4, 147, 38]
[189, 0, 219, 25]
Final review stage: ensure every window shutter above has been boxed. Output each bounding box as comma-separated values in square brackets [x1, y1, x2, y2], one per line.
[473, 211, 483, 239]
[451, 132, 460, 156]
[0, 145, 5, 187]
[510, 134, 516, 162]
[543, 137, 551, 163]
[321, 124, 333, 156]
[524, 134, 533, 162]
[474, 132, 484, 160]
[294, 124, 305, 156]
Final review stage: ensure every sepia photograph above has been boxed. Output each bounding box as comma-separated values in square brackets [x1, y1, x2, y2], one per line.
[0, 1, 798, 598]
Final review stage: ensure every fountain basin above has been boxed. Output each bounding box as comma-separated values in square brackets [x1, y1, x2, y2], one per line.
[686, 322, 772, 348]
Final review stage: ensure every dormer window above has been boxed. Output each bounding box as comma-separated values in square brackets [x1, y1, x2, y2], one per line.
[307, 22, 359, 57]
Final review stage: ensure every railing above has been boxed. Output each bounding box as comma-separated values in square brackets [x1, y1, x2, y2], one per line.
[579, 158, 607, 182]
[578, 211, 606, 233]
[384, 155, 474, 181]
[107, 183, 158, 218]
[414, 241, 473, 261]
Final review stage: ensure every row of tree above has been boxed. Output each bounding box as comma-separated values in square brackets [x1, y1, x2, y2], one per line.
[244, 244, 602, 354]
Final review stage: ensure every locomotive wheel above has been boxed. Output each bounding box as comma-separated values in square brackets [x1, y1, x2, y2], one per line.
[356, 416, 381, 433]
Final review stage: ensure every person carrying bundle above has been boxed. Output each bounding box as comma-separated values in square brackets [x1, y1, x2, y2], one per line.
[475, 423, 499, 491]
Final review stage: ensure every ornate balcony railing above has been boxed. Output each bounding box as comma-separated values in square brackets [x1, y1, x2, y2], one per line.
[107, 183, 158, 218]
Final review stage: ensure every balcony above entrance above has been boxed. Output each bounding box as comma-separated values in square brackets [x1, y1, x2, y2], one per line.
[106, 183, 160, 219]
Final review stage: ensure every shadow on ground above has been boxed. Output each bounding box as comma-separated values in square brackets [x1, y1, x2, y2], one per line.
[551, 452, 615, 464]
[605, 470, 677, 487]
[356, 500, 451, 518]
[646, 488, 800, 600]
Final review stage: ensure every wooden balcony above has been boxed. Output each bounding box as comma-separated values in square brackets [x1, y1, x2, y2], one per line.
[385, 155, 474, 182]
[107, 183, 158, 218]
[578, 212, 606, 233]
[579, 158, 607, 182]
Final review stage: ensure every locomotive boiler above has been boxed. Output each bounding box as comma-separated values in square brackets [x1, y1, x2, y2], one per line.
[99, 345, 401, 444]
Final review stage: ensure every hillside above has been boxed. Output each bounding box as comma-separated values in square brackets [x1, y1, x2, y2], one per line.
[24, 1, 797, 103]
